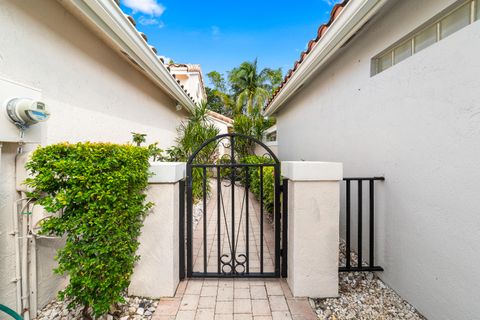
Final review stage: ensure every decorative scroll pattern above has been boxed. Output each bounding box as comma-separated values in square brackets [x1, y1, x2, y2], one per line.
[220, 253, 247, 275]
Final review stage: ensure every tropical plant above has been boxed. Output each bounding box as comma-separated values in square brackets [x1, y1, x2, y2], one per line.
[205, 87, 226, 115]
[206, 60, 281, 118]
[228, 59, 282, 115]
[175, 102, 219, 161]
[206, 71, 235, 117]
[233, 114, 275, 158]
[131, 133, 167, 162]
[147, 142, 165, 161]
[131, 132, 147, 146]
[25, 143, 152, 319]
[207, 71, 227, 92]
[174, 102, 220, 200]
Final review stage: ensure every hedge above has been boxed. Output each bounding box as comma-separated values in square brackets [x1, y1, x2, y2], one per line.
[25, 142, 152, 318]
[242, 155, 275, 214]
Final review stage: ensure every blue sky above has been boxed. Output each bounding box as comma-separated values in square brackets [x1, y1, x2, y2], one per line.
[120, 0, 340, 86]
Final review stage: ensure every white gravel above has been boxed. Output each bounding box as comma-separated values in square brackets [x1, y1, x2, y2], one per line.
[310, 241, 426, 320]
[36, 295, 158, 320]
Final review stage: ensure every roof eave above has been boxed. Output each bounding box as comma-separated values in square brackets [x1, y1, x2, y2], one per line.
[264, 0, 388, 116]
[208, 116, 233, 127]
[61, 0, 196, 112]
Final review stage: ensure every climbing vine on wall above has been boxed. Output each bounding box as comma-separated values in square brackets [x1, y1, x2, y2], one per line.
[25, 142, 152, 319]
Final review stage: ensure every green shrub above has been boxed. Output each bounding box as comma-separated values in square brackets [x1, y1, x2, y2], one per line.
[174, 103, 219, 201]
[25, 142, 152, 318]
[242, 155, 275, 214]
[233, 114, 275, 158]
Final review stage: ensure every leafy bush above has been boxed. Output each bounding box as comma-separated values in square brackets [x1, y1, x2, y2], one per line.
[25, 142, 152, 319]
[129, 103, 220, 203]
[173, 103, 219, 201]
[242, 155, 275, 214]
[233, 114, 275, 158]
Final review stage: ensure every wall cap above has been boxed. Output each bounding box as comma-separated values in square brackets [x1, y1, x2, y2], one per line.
[149, 162, 186, 183]
[281, 161, 343, 181]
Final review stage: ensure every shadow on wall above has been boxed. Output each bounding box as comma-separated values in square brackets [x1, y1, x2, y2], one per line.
[3, 0, 185, 127]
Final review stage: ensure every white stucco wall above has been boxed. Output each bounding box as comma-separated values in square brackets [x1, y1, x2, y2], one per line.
[254, 142, 278, 157]
[275, 0, 480, 319]
[0, 0, 187, 316]
[207, 116, 231, 157]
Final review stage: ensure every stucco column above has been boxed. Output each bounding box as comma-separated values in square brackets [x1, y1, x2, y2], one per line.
[129, 162, 186, 298]
[282, 161, 343, 298]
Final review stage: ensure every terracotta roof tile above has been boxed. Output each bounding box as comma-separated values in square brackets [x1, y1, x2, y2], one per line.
[125, 14, 136, 27]
[149, 45, 157, 54]
[113, 1, 198, 103]
[265, 0, 349, 110]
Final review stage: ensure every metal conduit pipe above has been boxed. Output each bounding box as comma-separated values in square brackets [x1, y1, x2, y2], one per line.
[20, 193, 30, 320]
[13, 141, 30, 320]
[13, 199, 24, 315]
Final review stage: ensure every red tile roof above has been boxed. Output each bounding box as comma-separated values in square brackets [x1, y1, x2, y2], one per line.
[115, 8, 197, 106]
[265, 0, 349, 109]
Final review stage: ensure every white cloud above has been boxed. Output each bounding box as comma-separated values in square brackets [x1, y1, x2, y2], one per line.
[123, 0, 165, 16]
[323, 0, 340, 6]
[138, 16, 165, 28]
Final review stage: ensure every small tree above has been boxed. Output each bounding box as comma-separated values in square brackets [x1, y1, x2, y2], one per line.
[131, 132, 147, 146]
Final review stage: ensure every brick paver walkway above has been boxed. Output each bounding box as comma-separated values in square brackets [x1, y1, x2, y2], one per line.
[153, 179, 317, 320]
[152, 278, 317, 320]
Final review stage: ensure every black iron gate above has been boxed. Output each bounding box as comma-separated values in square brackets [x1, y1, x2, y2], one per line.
[179, 133, 287, 278]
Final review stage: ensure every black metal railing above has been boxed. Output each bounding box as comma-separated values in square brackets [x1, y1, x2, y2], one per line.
[340, 177, 384, 272]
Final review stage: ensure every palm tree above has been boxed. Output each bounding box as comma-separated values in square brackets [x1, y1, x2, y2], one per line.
[229, 59, 281, 115]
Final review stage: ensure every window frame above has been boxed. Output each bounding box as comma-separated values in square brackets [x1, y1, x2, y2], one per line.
[372, 0, 477, 76]
[475, 0, 480, 20]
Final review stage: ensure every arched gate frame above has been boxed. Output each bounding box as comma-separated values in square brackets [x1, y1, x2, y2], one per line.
[179, 133, 288, 278]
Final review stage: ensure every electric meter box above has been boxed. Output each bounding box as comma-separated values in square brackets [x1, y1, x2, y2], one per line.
[0, 76, 44, 143]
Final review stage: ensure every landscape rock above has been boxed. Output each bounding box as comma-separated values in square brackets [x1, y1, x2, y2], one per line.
[311, 240, 426, 320]
[36, 293, 158, 320]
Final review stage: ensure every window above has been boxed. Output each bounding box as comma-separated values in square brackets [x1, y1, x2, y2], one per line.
[394, 41, 412, 64]
[378, 52, 392, 72]
[262, 125, 277, 145]
[440, 3, 471, 38]
[414, 25, 437, 53]
[265, 131, 277, 142]
[476, 0, 480, 20]
[373, 0, 478, 75]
